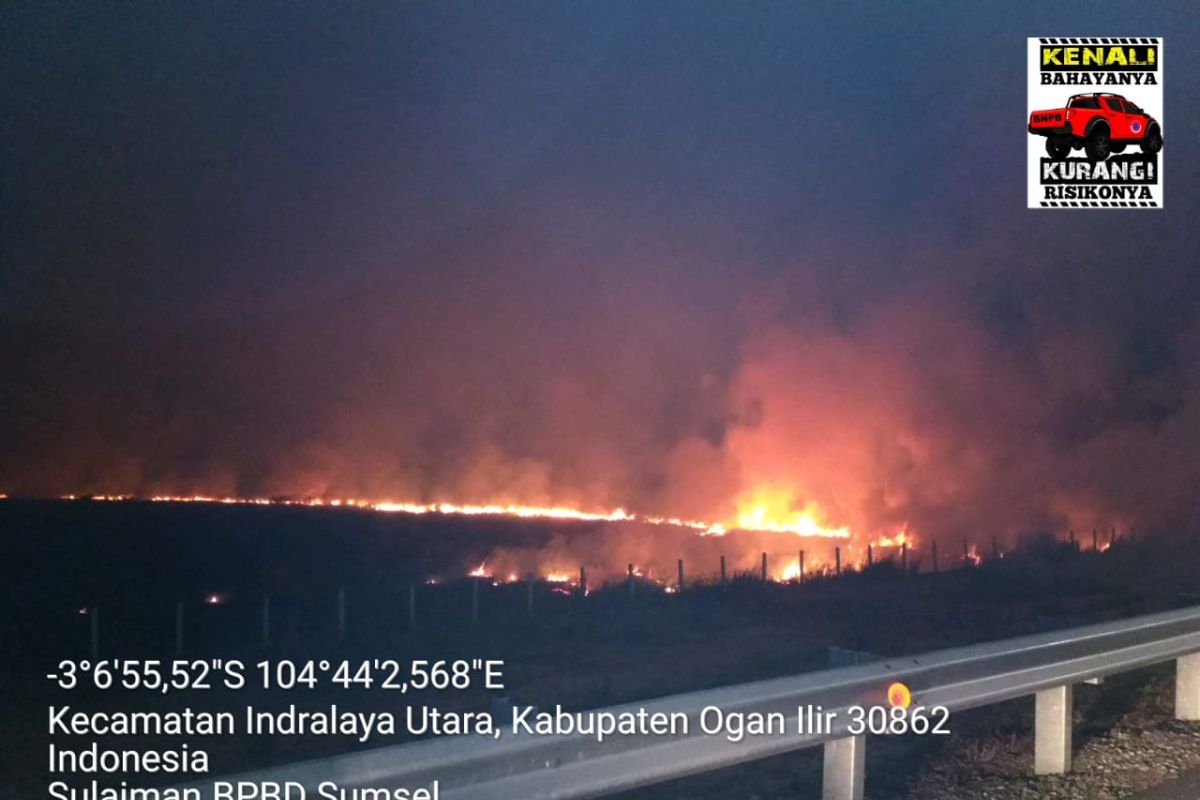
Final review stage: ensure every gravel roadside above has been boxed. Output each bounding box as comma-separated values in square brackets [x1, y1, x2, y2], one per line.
[904, 679, 1200, 800]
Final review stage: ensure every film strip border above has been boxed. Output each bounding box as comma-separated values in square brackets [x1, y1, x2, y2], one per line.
[1038, 37, 1157, 45]
[1040, 200, 1159, 208]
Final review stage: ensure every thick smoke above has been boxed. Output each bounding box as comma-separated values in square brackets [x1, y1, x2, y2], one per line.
[4, 268, 1199, 550]
[3, 1, 1198, 555]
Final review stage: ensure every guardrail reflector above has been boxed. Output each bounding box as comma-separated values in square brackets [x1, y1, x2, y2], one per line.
[887, 681, 912, 709]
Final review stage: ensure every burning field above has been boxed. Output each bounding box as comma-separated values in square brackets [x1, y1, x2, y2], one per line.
[9, 489, 1118, 594]
[4, 4, 1200, 799]
[17, 492, 913, 586]
[3, 0, 1198, 612]
[7, 276, 1198, 574]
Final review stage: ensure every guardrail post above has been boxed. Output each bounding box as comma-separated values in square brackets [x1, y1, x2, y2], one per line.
[1034, 685, 1072, 774]
[1176, 652, 1200, 720]
[822, 734, 865, 800]
[719, 555, 727, 584]
[677, 559, 685, 591]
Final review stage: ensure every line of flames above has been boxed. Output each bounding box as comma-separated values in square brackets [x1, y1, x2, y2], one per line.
[52, 492, 865, 539]
[23, 492, 921, 585]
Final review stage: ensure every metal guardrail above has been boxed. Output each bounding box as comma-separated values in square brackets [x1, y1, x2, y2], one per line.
[185, 605, 1200, 800]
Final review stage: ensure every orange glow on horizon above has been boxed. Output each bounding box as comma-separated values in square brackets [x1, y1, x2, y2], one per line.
[71, 491, 867, 540]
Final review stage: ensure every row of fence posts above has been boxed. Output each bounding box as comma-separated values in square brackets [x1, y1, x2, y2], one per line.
[670, 544, 880, 592]
[81, 528, 1120, 658]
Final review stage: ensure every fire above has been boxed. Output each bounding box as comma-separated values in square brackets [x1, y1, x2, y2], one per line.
[733, 488, 850, 539]
[872, 529, 914, 548]
[467, 562, 491, 578]
[543, 572, 574, 584]
[71, 491, 863, 540]
[780, 558, 804, 581]
[642, 516, 728, 536]
[964, 544, 982, 566]
[372, 501, 634, 523]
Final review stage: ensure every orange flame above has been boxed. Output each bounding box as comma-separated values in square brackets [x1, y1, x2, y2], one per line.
[74, 491, 864, 540]
[779, 558, 804, 581]
[732, 488, 851, 539]
[872, 529, 914, 549]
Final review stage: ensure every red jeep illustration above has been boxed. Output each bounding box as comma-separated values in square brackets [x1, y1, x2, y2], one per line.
[1028, 93, 1162, 161]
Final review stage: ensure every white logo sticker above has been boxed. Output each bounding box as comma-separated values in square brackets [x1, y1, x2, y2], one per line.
[1027, 38, 1163, 209]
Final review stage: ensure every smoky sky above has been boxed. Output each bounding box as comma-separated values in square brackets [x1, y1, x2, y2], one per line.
[2, 2, 1199, 541]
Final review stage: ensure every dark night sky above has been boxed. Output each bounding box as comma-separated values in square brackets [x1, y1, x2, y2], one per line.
[2, 2, 1198, 540]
